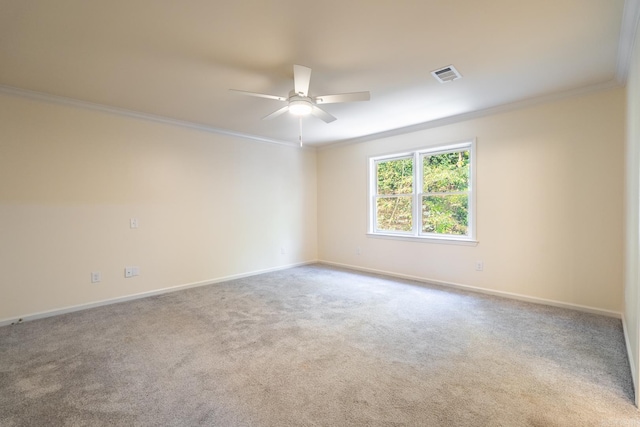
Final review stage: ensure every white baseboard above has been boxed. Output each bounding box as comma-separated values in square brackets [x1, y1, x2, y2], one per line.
[0, 260, 317, 327]
[318, 260, 622, 319]
[622, 314, 639, 406]
[2, 258, 622, 325]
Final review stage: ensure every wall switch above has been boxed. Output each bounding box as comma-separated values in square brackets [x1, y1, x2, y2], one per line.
[91, 271, 101, 283]
[130, 218, 139, 229]
[356, 247, 361, 255]
[475, 261, 484, 271]
[132, 266, 140, 276]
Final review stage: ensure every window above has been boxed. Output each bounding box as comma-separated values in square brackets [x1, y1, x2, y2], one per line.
[369, 140, 476, 242]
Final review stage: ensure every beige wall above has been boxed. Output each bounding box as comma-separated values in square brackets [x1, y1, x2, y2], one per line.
[624, 20, 640, 403]
[318, 87, 625, 313]
[0, 80, 627, 329]
[0, 93, 317, 322]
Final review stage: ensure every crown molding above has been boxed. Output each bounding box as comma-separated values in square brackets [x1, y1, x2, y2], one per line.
[319, 79, 622, 151]
[617, 0, 640, 84]
[0, 75, 624, 153]
[0, 84, 303, 149]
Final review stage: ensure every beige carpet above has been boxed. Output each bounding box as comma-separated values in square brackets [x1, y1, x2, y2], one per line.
[0, 264, 638, 426]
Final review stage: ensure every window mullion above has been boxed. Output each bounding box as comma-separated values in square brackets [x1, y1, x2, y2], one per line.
[414, 152, 420, 236]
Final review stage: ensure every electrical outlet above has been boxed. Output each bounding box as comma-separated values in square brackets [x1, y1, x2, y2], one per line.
[125, 266, 140, 278]
[356, 247, 361, 255]
[280, 247, 285, 255]
[475, 261, 484, 271]
[130, 218, 139, 229]
[91, 271, 101, 283]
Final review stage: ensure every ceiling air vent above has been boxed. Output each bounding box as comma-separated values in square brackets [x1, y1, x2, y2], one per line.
[431, 65, 462, 83]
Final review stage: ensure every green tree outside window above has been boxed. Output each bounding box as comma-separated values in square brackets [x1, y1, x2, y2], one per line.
[371, 144, 473, 239]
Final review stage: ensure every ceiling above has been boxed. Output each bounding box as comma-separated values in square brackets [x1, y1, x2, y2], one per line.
[0, 0, 633, 147]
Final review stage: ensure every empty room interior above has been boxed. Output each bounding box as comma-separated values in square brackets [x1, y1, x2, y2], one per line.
[2, 1, 640, 425]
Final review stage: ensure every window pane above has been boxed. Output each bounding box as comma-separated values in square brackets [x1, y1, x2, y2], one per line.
[422, 194, 468, 235]
[377, 158, 413, 195]
[423, 150, 469, 193]
[377, 196, 413, 232]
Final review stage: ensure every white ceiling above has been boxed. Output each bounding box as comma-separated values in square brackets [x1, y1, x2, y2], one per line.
[0, 0, 633, 146]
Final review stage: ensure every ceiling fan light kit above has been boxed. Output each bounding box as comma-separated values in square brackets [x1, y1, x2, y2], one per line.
[288, 98, 313, 116]
[230, 64, 371, 143]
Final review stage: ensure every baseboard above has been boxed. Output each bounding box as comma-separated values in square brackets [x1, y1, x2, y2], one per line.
[2, 258, 622, 326]
[622, 313, 639, 407]
[0, 260, 317, 327]
[318, 260, 622, 319]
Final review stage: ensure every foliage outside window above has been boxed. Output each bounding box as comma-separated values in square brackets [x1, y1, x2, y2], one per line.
[369, 141, 475, 241]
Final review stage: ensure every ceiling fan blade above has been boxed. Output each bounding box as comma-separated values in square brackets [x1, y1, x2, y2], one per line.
[229, 89, 287, 102]
[311, 105, 337, 123]
[262, 105, 290, 120]
[294, 65, 312, 96]
[314, 91, 370, 104]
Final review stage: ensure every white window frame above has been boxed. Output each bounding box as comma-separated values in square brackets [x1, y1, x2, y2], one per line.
[368, 139, 477, 244]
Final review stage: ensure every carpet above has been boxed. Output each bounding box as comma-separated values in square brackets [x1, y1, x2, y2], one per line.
[0, 264, 638, 426]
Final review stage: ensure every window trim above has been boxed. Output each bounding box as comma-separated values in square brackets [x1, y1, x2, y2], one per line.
[368, 139, 477, 244]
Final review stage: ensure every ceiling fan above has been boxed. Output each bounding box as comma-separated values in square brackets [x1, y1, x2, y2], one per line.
[230, 64, 370, 144]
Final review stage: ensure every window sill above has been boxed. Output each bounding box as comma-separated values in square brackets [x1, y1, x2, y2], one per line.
[366, 232, 479, 246]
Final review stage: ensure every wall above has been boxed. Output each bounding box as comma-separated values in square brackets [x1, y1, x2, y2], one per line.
[0, 92, 317, 322]
[318, 87, 625, 313]
[625, 15, 640, 403]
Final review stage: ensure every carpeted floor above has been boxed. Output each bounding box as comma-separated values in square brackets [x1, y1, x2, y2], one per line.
[1, 264, 639, 426]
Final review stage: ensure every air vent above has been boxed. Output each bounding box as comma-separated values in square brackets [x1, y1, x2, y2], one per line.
[431, 65, 462, 83]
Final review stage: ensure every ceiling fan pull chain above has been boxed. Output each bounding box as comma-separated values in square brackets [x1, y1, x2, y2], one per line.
[299, 117, 303, 147]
